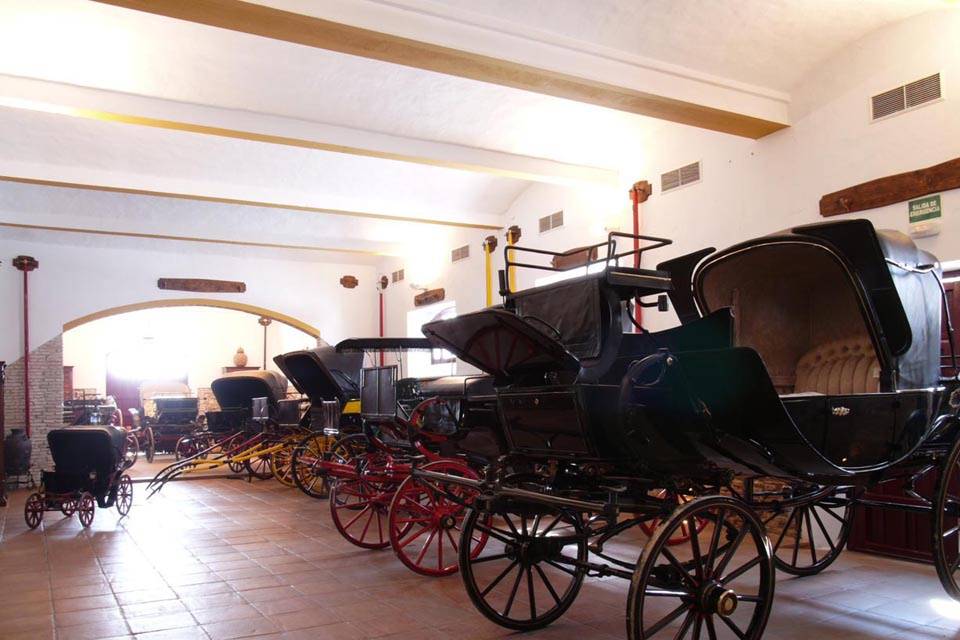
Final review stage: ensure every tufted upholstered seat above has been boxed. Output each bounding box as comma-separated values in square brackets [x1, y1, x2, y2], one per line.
[794, 338, 880, 394]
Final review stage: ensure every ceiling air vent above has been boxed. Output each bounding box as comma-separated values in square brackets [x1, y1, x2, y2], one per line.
[538, 210, 563, 233]
[661, 161, 701, 193]
[872, 73, 941, 120]
[451, 245, 470, 262]
[391, 269, 404, 283]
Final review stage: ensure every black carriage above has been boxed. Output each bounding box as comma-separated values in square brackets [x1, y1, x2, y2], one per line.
[24, 426, 134, 529]
[146, 396, 199, 457]
[416, 220, 959, 639]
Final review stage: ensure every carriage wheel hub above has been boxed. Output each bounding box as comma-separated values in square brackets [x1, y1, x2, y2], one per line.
[701, 582, 738, 617]
[439, 515, 457, 529]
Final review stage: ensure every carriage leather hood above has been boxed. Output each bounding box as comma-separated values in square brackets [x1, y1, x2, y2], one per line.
[690, 219, 942, 391]
[210, 370, 288, 409]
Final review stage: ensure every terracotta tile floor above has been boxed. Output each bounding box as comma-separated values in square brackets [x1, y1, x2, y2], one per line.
[3, 475, 960, 639]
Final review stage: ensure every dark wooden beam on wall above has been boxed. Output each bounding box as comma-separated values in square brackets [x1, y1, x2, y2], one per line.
[158, 278, 246, 293]
[414, 288, 445, 307]
[820, 157, 960, 217]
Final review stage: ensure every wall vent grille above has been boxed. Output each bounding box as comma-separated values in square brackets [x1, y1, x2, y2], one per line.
[538, 210, 564, 233]
[391, 269, 404, 283]
[661, 161, 701, 193]
[872, 73, 941, 120]
[451, 245, 470, 262]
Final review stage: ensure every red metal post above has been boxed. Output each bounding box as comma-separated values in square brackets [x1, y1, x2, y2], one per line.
[13, 256, 38, 438]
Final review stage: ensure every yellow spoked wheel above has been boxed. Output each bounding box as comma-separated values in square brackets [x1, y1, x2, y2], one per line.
[292, 431, 338, 499]
[270, 436, 303, 488]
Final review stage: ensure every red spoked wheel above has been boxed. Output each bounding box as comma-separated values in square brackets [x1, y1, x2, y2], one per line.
[77, 492, 96, 528]
[116, 474, 133, 516]
[329, 446, 400, 549]
[61, 498, 77, 517]
[24, 493, 44, 529]
[639, 491, 709, 546]
[388, 460, 487, 576]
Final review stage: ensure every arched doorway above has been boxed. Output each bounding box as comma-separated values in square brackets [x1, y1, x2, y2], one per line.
[61, 300, 319, 431]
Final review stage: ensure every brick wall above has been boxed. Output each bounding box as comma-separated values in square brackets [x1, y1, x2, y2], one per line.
[3, 334, 63, 479]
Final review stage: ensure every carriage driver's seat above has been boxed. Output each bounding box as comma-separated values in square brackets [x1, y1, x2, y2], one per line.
[793, 338, 880, 395]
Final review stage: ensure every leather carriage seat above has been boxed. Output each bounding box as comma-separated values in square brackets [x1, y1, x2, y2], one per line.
[793, 338, 880, 395]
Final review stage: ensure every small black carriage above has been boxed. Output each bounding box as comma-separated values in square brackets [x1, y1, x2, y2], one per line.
[25, 426, 134, 528]
[416, 220, 960, 639]
[146, 395, 199, 458]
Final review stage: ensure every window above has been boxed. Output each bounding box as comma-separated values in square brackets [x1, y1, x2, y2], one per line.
[391, 269, 404, 283]
[451, 245, 470, 262]
[406, 302, 457, 377]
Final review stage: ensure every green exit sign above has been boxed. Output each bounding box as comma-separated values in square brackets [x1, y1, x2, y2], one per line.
[909, 194, 942, 224]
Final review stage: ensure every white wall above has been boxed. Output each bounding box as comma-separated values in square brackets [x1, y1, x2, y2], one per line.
[62, 306, 316, 396]
[0, 232, 379, 364]
[377, 225, 494, 375]
[636, 8, 960, 331]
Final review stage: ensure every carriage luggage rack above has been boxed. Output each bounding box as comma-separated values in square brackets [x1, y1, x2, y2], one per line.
[500, 231, 672, 296]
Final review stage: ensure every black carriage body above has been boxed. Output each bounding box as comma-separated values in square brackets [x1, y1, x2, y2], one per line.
[333, 337, 506, 459]
[44, 426, 127, 503]
[206, 370, 289, 432]
[150, 396, 199, 448]
[274, 346, 363, 431]
[424, 222, 956, 486]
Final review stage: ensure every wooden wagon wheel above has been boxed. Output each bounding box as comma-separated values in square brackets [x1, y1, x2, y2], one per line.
[77, 492, 96, 528]
[245, 451, 274, 480]
[61, 498, 77, 517]
[387, 460, 486, 576]
[116, 475, 133, 517]
[328, 434, 397, 549]
[767, 487, 852, 576]
[269, 437, 299, 487]
[143, 428, 156, 464]
[24, 492, 44, 529]
[639, 490, 709, 546]
[175, 435, 198, 461]
[627, 496, 774, 640]
[459, 501, 588, 631]
[933, 437, 960, 599]
[124, 433, 139, 468]
[292, 431, 336, 499]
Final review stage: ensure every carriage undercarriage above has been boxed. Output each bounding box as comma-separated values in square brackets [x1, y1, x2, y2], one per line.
[407, 433, 960, 639]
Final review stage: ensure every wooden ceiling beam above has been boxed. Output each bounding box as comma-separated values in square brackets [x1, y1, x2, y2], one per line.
[94, 0, 788, 139]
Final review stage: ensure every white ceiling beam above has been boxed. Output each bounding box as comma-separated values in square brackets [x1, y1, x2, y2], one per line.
[94, 0, 790, 138]
[0, 74, 615, 188]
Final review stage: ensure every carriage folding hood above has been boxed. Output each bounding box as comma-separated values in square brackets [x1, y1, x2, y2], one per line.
[691, 219, 942, 393]
[209, 370, 288, 410]
[273, 345, 363, 406]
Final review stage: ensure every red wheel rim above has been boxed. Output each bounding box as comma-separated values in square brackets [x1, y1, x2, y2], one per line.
[388, 460, 486, 576]
[329, 452, 397, 549]
[639, 492, 709, 546]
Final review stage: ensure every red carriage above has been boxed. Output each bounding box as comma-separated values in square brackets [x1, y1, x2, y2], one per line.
[317, 338, 504, 576]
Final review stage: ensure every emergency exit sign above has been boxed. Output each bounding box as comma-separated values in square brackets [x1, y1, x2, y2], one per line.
[909, 194, 942, 223]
